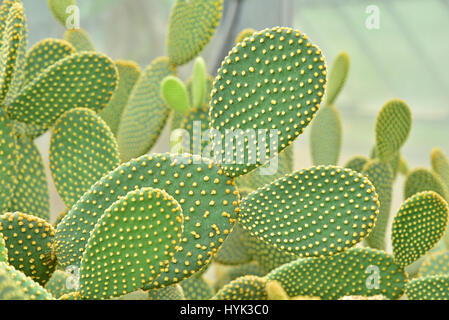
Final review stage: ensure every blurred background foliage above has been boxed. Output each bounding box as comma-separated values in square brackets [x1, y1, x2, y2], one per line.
[23, 0, 449, 218]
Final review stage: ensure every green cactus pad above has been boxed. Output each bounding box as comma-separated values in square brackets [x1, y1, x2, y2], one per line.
[392, 191, 449, 268]
[404, 168, 448, 201]
[210, 27, 327, 177]
[325, 52, 350, 105]
[375, 99, 412, 162]
[0, 266, 26, 300]
[235, 28, 256, 44]
[419, 251, 449, 277]
[0, 212, 57, 285]
[167, 0, 223, 66]
[214, 223, 252, 265]
[7, 135, 50, 220]
[148, 284, 185, 300]
[6, 52, 118, 129]
[0, 262, 53, 300]
[405, 275, 449, 300]
[192, 57, 207, 109]
[398, 155, 409, 176]
[215, 262, 266, 290]
[10, 121, 47, 140]
[63, 29, 95, 52]
[161, 76, 190, 114]
[59, 291, 82, 300]
[266, 280, 290, 300]
[53, 209, 68, 228]
[0, 233, 7, 263]
[363, 159, 393, 250]
[213, 275, 267, 300]
[118, 57, 175, 162]
[47, 0, 76, 26]
[55, 154, 239, 288]
[0, 109, 17, 212]
[431, 148, 449, 191]
[0, 2, 27, 103]
[239, 166, 380, 257]
[22, 38, 75, 89]
[50, 108, 120, 208]
[267, 247, 406, 300]
[100, 60, 141, 136]
[344, 155, 369, 173]
[180, 275, 214, 300]
[236, 145, 294, 191]
[178, 104, 211, 156]
[79, 187, 184, 299]
[44, 270, 71, 299]
[310, 104, 342, 166]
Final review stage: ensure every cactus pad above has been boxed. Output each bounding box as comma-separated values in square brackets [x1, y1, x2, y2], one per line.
[419, 251, 449, 277]
[55, 154, 239, 288]
[344, 155, 369, 173]
[235, 28, 256, 44]
[431, 148, 449, 191]
[192, 57, 207, 109]
[213, 275, 267, 300]
[214, 223, 252, 265]
[148, 284, 185, 300]
[239, 166, 379, 257]
[118, 57, 175, 162]
[50, 108, 120, 208]
[161, 76, 190, 114]
[0, 266, 26, 300]
[180, 275, 214, 300]
[404, 168, 448, 201]
[47, 0, 76, 26]
[44, 270, 71, 299]
[6, 52, 118, 129]
[167, 0, 223, 66]
[0, 233, 7, 263]
[0, 212, 56, 285]
[267, 247, 406, 300]
[63, 29, 95, 52]
[0, 109, 17, 212]
[405, 275, 449, 300]
[210, 27, 327, 177]
[375, 99, 412, 162]
[325, 52, 350, 105]
[392, 191, 449, 268]
[79, 187, 184, 299]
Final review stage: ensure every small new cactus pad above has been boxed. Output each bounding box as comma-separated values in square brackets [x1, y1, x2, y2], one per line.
[239, 166, 380, 257]
[192, 57, 207, 109]
[180, 275, 214, 300]
[363, 159, 393, 250]
[7, 135, 50, 221]
[0, 212, 56, 285]
[236, 145, 294, 191]
[22, 38, 75, 89]
[55, 154, 239, 288]
[0, 262, 53, 300]
[235, 28, 256, 44]
[0, 109, 17, 212]
[266, 280, 289, 300]
[167, 0, 223, 66]
[325, 52, 350, 105]
[79, 187, 184, 299]
[0, 233, 7, 262]
[148, 284, 185, 300]
[214, 223, 252, 265]
[419, 251, 449, 277]
[44, 270, 71, 299]
[179, 104, 211, 155]
[0, 2, 27, 104]
[375, 99, 412, 162]
[431, 148, 449, 191]
[47, 0, 76, 26]
[50, 108, 120, 208]
[0, 267, 26, 300]
[310, 104, 342, 166]
[213, 275, 268, 300]
[100, 60, 141, 136]
[404, 168, 448, 201]
[63, 29, 95, 52]
[117, 57, 176, 162]
[210, 27, 327, 177]
[161, 76, 191, 114]
[392, 191, 449, 268]
[344, 155, 369, 173]
[405, 275, 449, 300]
[6, 52, 118, 130]
[215, 262, 266, 290]
[267, 247, 407, 300]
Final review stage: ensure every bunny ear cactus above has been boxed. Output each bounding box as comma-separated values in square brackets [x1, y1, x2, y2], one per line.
[191, 57, 207, 109]
[431, 148, 449, 191]
[235, 28, 256, 44]
[345, 155, 369, 173]
[148, 284, 185, 300]
[405, 275, 449, 300]
[55, 154, 239, 291]
[392, 191, 449, 268]
[210, 27, 327, 177]
[404, 168, 448, 201]
[118, 57, 176, 162]
[49, 108, 120, 208]
[267, 247, 407, 300]
[214, 223, 252, 265]
[239, 166, 380, 257]
[0, 233, 7, 263]
[0, 108, 17, 212]
[64, 29, 95, 52]
[213, 275, 268, 300]
[0, 266, 26, 300]
[44, 270, 71, 299]
[47, 0, 76, 27]
[180, 275, 215, 300]
[167, 0, 223, 66]
[0, 212, 57, 285]
[161, 76, 191, 114]
[310, 52, 349, 166]
[419, 251, 449, 277]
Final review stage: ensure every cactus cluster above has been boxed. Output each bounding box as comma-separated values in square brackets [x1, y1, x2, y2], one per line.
[0, 0, 448, 301]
